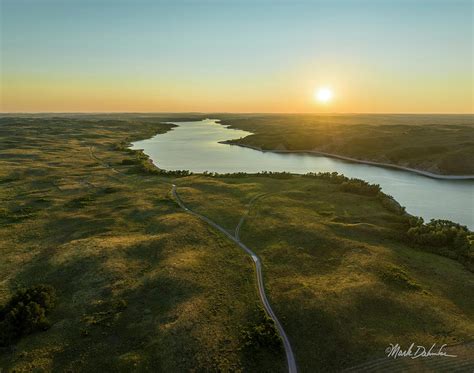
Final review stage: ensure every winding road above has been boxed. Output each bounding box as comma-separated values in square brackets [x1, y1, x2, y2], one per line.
[172, 185, 297, 373]
[88, 147, 297, 371]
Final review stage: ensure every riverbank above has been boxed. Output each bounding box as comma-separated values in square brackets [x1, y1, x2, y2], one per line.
[217, 114, 474, 177]
[131, 119, 473, 228]
[220, 141, 474, 180]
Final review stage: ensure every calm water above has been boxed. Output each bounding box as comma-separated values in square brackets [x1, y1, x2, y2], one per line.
[132, 119, 474, 229]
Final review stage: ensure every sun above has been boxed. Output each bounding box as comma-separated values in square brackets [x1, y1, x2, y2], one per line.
[314, 87, 333, 103]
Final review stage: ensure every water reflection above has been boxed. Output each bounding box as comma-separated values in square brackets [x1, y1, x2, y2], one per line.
[132, 119, 474, 229]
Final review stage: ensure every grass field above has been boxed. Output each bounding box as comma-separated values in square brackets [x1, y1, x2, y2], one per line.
[177, 175, 474, 371]
[218, 114, 474, 175]
[1, 115, 473, 372]
[0, 116, 284, 372]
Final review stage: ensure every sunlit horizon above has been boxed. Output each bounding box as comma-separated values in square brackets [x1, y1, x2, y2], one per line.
[1, 0, 473, 114]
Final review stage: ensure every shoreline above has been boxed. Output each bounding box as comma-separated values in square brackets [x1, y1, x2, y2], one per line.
[220, 141, 474, 181]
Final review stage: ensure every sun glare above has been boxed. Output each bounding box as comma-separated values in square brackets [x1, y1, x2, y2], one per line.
[314, 87, 333, 103]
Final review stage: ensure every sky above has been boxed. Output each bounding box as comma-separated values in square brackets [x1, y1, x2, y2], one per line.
[0, 0, 473, 113]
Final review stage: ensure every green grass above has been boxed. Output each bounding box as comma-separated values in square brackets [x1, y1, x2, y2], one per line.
[1, 114, 473, 372]
[218, 114, 474, 175]
[178, 175, 474, 371]
[0, 116, 284, 372]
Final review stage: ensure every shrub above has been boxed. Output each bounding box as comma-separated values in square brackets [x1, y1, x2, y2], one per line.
[112, 141, 130, 151]
[121, 158, 140, 165]
[215, 171, 293, 178]
[340, 179, 381, 196]
[304, 172, 381, 195]
[129, 151, 192, 177]
[378, 194, 406, 215]
[102, 187, 118, 194]
[241, 310, 283, 353]
[407, 218, 473, 270]
[304, 171, 348, 184]
[378, 265, 421, 291]
[0, 284, 56, 346]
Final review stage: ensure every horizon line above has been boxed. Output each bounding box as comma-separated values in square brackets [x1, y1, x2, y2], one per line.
[1, 111, 473, 115]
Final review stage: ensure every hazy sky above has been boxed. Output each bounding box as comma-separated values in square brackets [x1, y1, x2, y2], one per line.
[1, 0, 472, 113]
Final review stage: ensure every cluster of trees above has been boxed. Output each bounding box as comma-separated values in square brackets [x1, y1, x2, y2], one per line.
[120, 148, 150, 166]
[121, 158, 140, 165]
[377, 193, 406, 215]
[406, 218, 473, 269]
[148, 168, 192, 177]
[254, 171, 292, 179]
[304, 172, 382, 196]
[112, 141, 131, 152]
[202, 171, 241, 177]
[241, 311, 283, 354]
[206, 171, 293, 179]
[306, 173, 473, 270]
[340, 179, 381, 196]
[0, 284, 56, 346]
[121, 150, 192, 177]
[304, 171, 348, 183]
[138, 160, 193, 177]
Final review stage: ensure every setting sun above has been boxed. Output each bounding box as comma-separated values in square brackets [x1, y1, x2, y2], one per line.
[314, 87, 334, 103]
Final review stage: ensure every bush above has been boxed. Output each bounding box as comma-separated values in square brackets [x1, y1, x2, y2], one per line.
[378, 265, 421, 291]
[0, 284, 56, 346]
[213, 171, 293, 179]
[112, 141, 131, 152]
[304, 171, 348, 184]
[340, 179, 381, 196]
[121, 158, 140, 165]
[241, 310, 283, 353]
[125, 150, 192, 177]
[102, 187, 118, 194]
[377, 193, 406, 215]
[140, 164, 191, 177]
[406, 218, 473, 270]
[304, 172, 381, 195]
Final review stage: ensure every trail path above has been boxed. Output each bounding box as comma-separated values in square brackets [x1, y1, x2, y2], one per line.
[172, 185, 297, 373]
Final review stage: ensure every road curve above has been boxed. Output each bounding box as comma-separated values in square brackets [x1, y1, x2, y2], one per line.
[171, 185, 297, 373]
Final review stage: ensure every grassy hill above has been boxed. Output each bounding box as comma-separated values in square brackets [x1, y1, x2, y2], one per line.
[0, 115, 473, 372]
[0, 116, 284, 372]
[218, 114, 474, 175]
[176, 174, 474, 371]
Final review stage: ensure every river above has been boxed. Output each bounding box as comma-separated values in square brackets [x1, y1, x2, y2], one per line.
[131, 119, 474, 229]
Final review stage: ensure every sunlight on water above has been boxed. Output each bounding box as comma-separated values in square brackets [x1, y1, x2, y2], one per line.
[132, 119, 474, 228]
